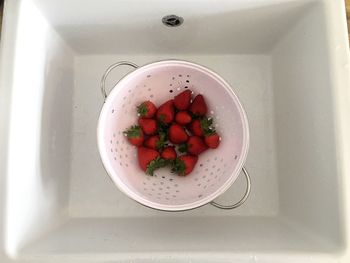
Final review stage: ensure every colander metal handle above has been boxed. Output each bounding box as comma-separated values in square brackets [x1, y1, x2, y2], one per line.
[210, 167, 251, 210]
[100, 61, 138, 101]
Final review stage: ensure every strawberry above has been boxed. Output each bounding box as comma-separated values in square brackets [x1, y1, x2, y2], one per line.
[172, 155, 198, 176]
[138, 118, 157, 135]
[189, 94, 207, 116]
[137, 100, 157, 118]
[137, 147, 167, 175]
[188, 117, 213, 137]
[175, 111, 192, 125]
[144, 135, 167, 150]
[179, 136, 208, 155]
[156, 100, 174, 124]
[204, 133, 220, 149]
[161, 146, 177, 160]
[168, 123, 189, 144]
[174, 90, 192, 110]
[123, 125, 144, 146]
[144, 135, 160, 150]
[188, 119, 203, 136]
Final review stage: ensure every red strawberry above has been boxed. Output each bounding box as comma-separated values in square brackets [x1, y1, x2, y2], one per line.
[168, 123, 189, 144]
[174, 90, 192, 110]
[156, 100, 174, 124]
[137, 147, 167, 175]
[188, 117, 213, 137]
[123, 125, 144, 146]
[137, 100, 157, 118]
[161, 146, 177, 160]
[138, 118, 157, 135]
[172, 155, 198, 176]
[204, 133, 220, 149]
[188, 119, 203, 136]
[189, 94, 207, 116]
[175, 111, 192, 125]
[179, 136, 208, 155]
[144, 135, 160, 150]
[144, 135, 167, 150]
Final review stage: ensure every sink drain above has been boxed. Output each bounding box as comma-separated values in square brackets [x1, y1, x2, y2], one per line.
[162, 15, 184, 27]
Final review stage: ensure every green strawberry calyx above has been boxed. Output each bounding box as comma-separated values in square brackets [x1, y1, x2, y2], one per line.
[146, 157, 168, 176]
[123, 125, 142, 138]
[200, 117, 216, 136]
[171, 158, 186, 176]
[178, 143, 188, 153]
[137, 103, 148, 117]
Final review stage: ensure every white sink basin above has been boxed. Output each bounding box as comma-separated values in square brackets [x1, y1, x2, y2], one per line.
[0, 0, 349, 262]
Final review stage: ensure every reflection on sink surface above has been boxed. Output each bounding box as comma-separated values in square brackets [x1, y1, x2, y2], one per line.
[0, 0, 349, 262]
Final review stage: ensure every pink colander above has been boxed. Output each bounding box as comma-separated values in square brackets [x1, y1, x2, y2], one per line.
[97, 60, 250, 211]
